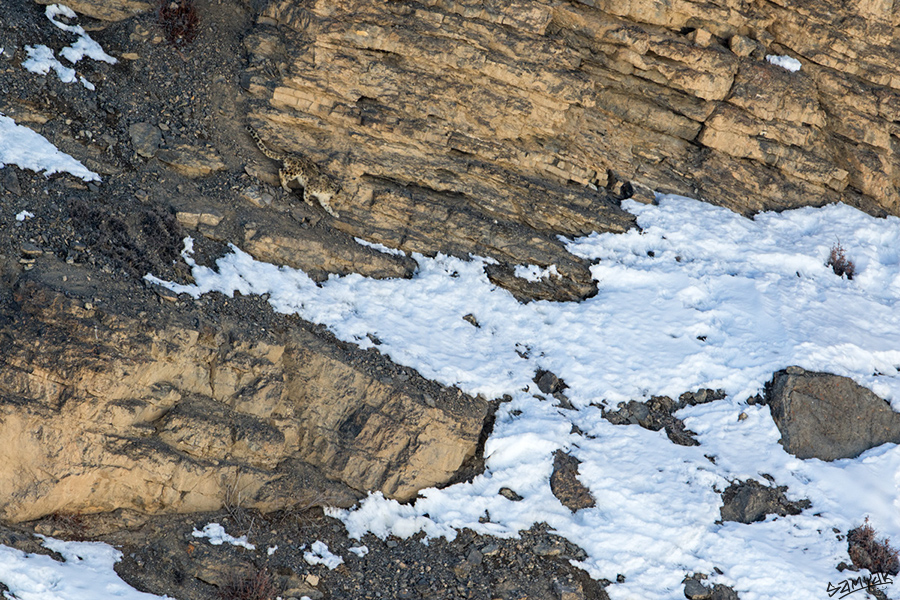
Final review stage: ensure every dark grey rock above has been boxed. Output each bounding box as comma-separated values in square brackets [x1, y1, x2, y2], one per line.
[20, 242, 43, 257]
[1, 168, 21, 195]
[684, 578, 712, 600]
[710, 583, 740, 600]
[765, 367, 900, 460]
[499, 487, 523, 501]
[603, 397, 700, 446]
[684, 576, 739, 600]
[466, 548, 483, 566]
[535, 369, 566, 394]
[128, 122, 162, 158]
[550, 450, 595, 512]
[679, 388, 726, 407]
[553, 578, 585, 600]
[719, 479, 810, 523]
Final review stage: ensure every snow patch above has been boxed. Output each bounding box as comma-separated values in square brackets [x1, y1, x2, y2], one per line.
[513, 263, 559, 282]
[0, 536, 169, 600]
[355, 237, 407, 256]
[0, 113, 100, 181]
[766, 54, 802, 72]
[303, 540, 344, 569]
[22, 4, 116, 90]
[45, 4, 116, 64]
[23, 44, 76, 84]
[16, 210, 35, 221]
[191, 523, 256, 550]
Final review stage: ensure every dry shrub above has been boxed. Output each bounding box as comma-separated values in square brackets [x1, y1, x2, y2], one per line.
[827, 243, 855, 280]
[42, 513, 88, 541]
[157, 0, 200, 46]
[218, 567, 276, 600]
[848, 518, 900, 575]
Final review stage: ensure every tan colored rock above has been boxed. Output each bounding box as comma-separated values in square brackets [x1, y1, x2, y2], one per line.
[33, 0, 151, 21]
[0, 271, 487, 522]
[729, 35, 760, 58]
[235, 0, 898, 306]
[242, 221, 417, 281]
[157, 144, 226, 178]
[176, 207, 224, 228]
[727, 62, 825, 128]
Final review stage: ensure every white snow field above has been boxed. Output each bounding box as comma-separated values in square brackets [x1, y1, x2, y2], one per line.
[0, 537, 168, 600]
[0, 113, 100, 182]
[144, 195, 900, 600]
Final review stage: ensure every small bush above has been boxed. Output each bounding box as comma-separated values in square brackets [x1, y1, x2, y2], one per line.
[827, 243, 855, 280]
[848, 518, 900, 575]
[218, 567, 275, 600]
[157, 0, 200, 46]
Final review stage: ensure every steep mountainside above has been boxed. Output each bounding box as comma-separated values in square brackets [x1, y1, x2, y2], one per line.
[1, 3, 899, 597]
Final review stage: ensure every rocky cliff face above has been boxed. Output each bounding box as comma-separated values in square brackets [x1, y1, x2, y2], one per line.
[241, 0, 900, 301]
[0, 259, 486, 522]
[2, 0, 900, 523]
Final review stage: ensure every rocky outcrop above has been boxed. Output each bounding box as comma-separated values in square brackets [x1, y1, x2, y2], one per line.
[14, 1, 900, 303]
[765, 367, 900, 461]
[234, 0, 900, 301]
[4, 0, 900, 526]
[33, 0, 151, 22]
[0, 259, 487, 522]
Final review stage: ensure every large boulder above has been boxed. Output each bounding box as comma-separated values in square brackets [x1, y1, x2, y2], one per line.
[765, 367, 900, 461]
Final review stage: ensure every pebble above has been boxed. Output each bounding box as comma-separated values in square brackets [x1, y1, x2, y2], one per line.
[479, 543, 500, 556]
[498, 487, 523, 501]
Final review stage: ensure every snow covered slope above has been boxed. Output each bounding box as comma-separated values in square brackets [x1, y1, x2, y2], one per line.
[149, 195, 900, 599]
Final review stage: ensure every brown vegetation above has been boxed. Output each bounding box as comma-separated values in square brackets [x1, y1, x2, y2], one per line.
[218, 568, 276, 600]
[827, 243, 856, 280]
[848, 518, 900, 575]
[156, 0, 200, 46]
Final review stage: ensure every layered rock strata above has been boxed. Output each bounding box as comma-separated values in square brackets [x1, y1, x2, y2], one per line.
[240, 0, 900, 300]
[0, 259, 487, 522]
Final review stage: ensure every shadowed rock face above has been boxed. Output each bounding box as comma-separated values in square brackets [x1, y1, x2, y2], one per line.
[765, 367, 900, 461]
[0, 267, 487, 522]
[239, 0, 900, 301]
[4, 0, 900, 524]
